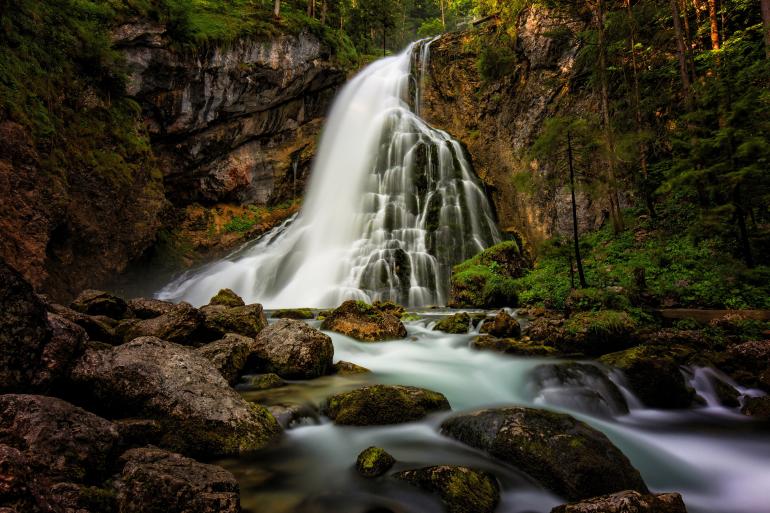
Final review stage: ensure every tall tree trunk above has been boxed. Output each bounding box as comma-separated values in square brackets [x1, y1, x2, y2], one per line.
[708, 0, 720, 49]
[680, 0, 698, 82]
[568, 132, 587, 289]
[440, 0, 446, 30]
[762, 0, 770, 57]
[671, 0, 694, 107]
[320, 0, 327, 25]
[307, 0, 316, 18]
[274, 0, 281, 18]
[692, 0, 705, 49]
[596, 0, 625, 233]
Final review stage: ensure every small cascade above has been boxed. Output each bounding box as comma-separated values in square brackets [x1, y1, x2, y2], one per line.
[158, 40, 499, 308]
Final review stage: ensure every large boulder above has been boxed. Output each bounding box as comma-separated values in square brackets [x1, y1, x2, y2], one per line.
[69, 337, 281, 457]
[70, 289, 128, 319]
[114, 447, 240, 513]
[441, 407, 648, 501]
[479, 310, 521, 338]
[600, 345, 695, 409]
[550, 490, 687, 513]
[394, 465, 500, 513]
[0, 395, 119, 483]
[433, 312, 472, 334]
[207, 288, 245, 308]
[0, 259, 51, 392]
[200, 303, 267, 338]
[196, 333, 256, 385]
[448, 241, 529, 308]
[48, 303, 117, 344]
[559, 311, 638, 356]
[122, 302, 206, 345]
[127, 298, 175, 319]
[325, 385, 450, 425]
[252, 319, 334, 379]
[320, 300, 406, 341]
[34, 313, 88, 389]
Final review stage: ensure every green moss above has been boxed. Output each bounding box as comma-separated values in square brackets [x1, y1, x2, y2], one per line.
[209, 288, 245, 307]
[450, 241, 528, 308]
[355, 446, 395, 477]
[273, 308, 315, 320]
[325, 385, 450, 426]
[434, 313, 472, 334]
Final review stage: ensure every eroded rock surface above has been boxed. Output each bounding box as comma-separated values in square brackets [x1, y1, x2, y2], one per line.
[325, 385, 450, 425]
[320, 300, 407, 341]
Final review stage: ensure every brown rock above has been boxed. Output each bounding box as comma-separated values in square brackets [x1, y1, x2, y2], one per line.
[333, 361, 370, 375]
[196, 333, 256, 385]
[550, 490, 687, 513]
[48, 303, 117, 344]
[34, 313, 87, 389]
[320, 300, 406, 342]
[127, 298, 175, 319]
[201, 303, 267, 339]
[471, 335, 557, 356]
[122, 302, 206, 345]
[394, 465, 500, 513]
[207, 288, 245, 308]
[70, 290, 128, 319]
[252, 319, 334, 379]
[325, 385, 450, 425]
[479, 310, 521, 338]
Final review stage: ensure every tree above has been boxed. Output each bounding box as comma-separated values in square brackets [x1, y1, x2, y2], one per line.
[568, 131, 588, 288]
[762, 0, 770, 58]
[274, 0, 281, 17]
[670, 0, 693, 106]
[707, 0, 720, 49]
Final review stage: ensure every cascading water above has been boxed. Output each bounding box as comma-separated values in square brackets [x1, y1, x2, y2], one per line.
[158, 40, 499, 308]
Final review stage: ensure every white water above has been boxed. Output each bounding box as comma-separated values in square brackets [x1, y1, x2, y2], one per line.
[158, 41, 499, 308]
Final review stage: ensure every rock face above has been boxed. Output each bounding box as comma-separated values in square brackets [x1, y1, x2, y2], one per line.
[441, 407, 648, 501]
[252, 319, 334, 379]
[325, 385, 450, 425]
[320, 300, 407, 341]
[355, 447, 395, 478]
[0, 394, 119, 483]
[115, 447, 240, 513]
[394, 465, 500, 513]
[550, 490, 687, 513]
[69, 337, 281, 456]
[118, 25, 345, 207]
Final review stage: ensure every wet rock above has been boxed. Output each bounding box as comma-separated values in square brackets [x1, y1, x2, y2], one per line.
[127, 298, 175, 319]
[471, 335, 558, 356]
[325, 385, 450, 425]
[433, 313, 471, 334]
[70, 289, 128, 319]
[550, 490, 687, 513]
[114, 447, 240, 513]
[372, 300, 406, 318]
[48, 303, 117, 344]
[479, 310, 521, 338]
[201, 303, 267, 339]
[267, 403, 319, 429]
[0, 444, 60, 513]
[69, 337, 281, 457]
[441, 407, 648, 501]
[712, 378, 741, 408]
[208, 288, 245, 308]
[115, 419, 164, 449]
[34, 313, 87, 389]
[0, 259, 52, 393]
[333, 361, 371, 375]
[122, 302, 206, 345]
[355, 447, 395, 477]
[252, 319, 334, 379]
[320, 300, 407, 342]
[723, 340, 770, 392]
[394, 465, 499, 513]
[272, 308, 315, 319]
[240, 373, 286, 390]
[529, 362, 629, 416]
[741, 396, 770, 419]
[196, 333, 256, 385]
[600, 345, 695, 409]
[0, 394, 119, 483]
[559, 311, 638, 356]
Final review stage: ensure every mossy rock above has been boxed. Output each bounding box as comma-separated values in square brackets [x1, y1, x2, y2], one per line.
[208, 289, 245, 308]
[201, 304, 267, 338]
[355, 447, 395, 477]
[479, 310, 520, 338]
[324, 385, 450, 425]
[333, 361, 371, 375]
[600, 345, 696, 409]
[272, 308, 315, 320]
[394, 465, 500, 513]
[471, 335, 558, 356]
[564, 287, 631, 314]
[560, 311, 638, 356]
[448, 241, 530, 308]
[441, 407, 648, 501]
[433, 313, 471, 334]
[551, 490, 687, 513]
[241, 373, 286, 391]
[529, 362, 629, 416]
[372, 300, 406, 318]
[320, 300, 407, 342]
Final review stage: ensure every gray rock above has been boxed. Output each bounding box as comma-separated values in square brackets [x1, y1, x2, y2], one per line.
[70, 289, 128, 319]
[252, 319, 333, 379]
[196, 333, 256, 385]
[201, 303, 267, 339]
[122, 302, 206, 345]
[394, 465, 499, 513]
[127, 298, 175, 319]
[325, 385, 450, 425]
[550, 490, 687, 513]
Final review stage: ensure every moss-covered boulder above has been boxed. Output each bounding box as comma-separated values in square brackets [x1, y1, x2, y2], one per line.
[448, 241, 530, 308]
[559, 311, 638, 356]
[440, 407, 648, 501]
[333, 360, 371, 375]
[320, 300, 407, 341]
[479, 310, 521, 338]
[70, 337, 281, 457]
[272, 308, 315, 319]
[372, 300, 406, 318]
[207, 288, 245, 308]
[564, 287, 631, 315]
[200, 303, 267, 339]
[433, 312, 471, 334]
[71, 289, 128, 319]
[355, 447, 395, 477]
[195, 333, 256, 385]
[550, 490, 687, 513]
[252, 319, 334, 379]
[471, 335, 558, 356]
[600, 345, 696, 409]
[394, 465, 500, 513]
[325, 385, 450, 425]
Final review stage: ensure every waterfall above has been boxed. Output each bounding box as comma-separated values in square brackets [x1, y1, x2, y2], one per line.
[158, 40, 500, 308]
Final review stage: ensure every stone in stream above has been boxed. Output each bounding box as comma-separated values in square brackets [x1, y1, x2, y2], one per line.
[114, 447, 240, 513]
[200, 303, 267, 339]
[394, 465, 500, 513]
[69, 336, 281, 457]
[196, 333, 257, 385]
[240, 373, 286, 390]
[122, 302, 207, 345]
[207, 288, 246, 307]
[324, 385, 450, 425]
[70, 289, 128, 319]
[433, 312, 471, 334]
[355, 447, 395, 477]
[252, 319, 334, 379]
[440, 407, 648, 502]
[741, 396, 770, 419]
[267, 403, 320, 429]
[333, 360, 371, 375]
[479, 310, 521, 338]
[550, 490, 687, 513]
[471, 335, 558, 356]
[272, 308, 315, 319]
[320, 300, 407, 341]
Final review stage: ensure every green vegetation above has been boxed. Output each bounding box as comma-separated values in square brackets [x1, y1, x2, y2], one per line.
[450, 240, 526, 307]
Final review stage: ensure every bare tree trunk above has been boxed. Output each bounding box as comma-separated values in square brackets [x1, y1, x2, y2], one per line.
[568, 132, 588, 288]
[763, 0, 770, 58]
[692, 0, 705, 48]
[274, 0, 281, 18]
[680, 0, 697, 82]
[671, 0, 693, 107]
[708, 0, 720, 49]
[440, 0, 446, 30]
[320, 0, 327, 25]
[596, 0, 625, 233]
[307, 0, 316, 18]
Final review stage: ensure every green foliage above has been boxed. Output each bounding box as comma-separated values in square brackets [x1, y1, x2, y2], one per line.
[478, 34, 516, 82]
[450, 240, 525, 307]
[223, 213, 259, 233]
